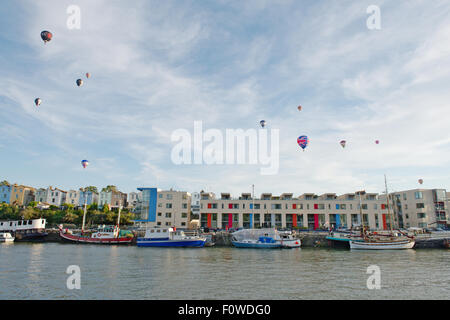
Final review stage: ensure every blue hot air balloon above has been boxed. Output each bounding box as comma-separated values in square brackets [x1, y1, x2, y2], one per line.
[260, 120, 266, 128]
[81, 160, 89, 168]
[297, 135, 309, 151]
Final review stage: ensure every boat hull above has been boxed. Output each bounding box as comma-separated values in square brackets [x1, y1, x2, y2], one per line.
[349, 240, 415, 250]
[136, 238, 206, 247]
[59, 230, 133, 244]
[281, 239, 301, 248]
[232, 241, 282, 248]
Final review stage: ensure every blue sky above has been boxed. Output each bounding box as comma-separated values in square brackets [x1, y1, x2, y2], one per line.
[1, 0, 450, 196]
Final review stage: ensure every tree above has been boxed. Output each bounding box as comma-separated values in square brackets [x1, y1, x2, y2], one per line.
[101, 185, 117, 193]
[80, 186, 98, 193]
[0, 180, 10, 186]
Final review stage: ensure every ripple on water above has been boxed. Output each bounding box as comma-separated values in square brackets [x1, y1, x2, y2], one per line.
[0, 244, 449, 299]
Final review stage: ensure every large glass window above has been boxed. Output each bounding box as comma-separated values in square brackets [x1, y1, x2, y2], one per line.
[415, 191, 423, 199]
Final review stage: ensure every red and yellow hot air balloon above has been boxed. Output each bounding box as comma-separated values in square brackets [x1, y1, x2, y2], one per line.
[86, 73, 91, 79]
[418, 179, 423, 185]
[297, 105, 302, 112]
[340, 140, 346, 148]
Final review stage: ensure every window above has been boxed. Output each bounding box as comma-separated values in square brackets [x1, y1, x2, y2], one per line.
[166, 203, 172, 209]
[165, 213, 172, 218]
[181, 212, 187, 218]
[182, 203, 187, 209]
[271, 204, 281, 210]
[403, 193, 407, 200]
[159, 194, 163, 198]
[166, 194, 173, 200]
[181, 222, 186, 226]
[415, 192, 423, 199]
[416, 203, 425, 209]
[417, 213, 426, 219]
[158, 212, 162, 216]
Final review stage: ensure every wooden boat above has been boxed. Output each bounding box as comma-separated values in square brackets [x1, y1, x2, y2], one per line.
[349, 176, 415, 250]
[59, 201, 133, 244]
[59, 225, 133, 244]
[350, 238, 415, 250]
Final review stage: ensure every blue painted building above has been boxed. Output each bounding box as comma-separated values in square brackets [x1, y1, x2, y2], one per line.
[0, 184, 11, 204]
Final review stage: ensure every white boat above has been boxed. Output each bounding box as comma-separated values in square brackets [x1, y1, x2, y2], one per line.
[0, 232, 15, 243]
[278, 231, 301, 248]
[349, 238, 415, 250]
[231, 228, 301, 249]
[0, 218, 47, 241]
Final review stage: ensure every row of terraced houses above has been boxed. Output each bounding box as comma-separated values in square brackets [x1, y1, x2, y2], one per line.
[0, 184, 141, 210]
[1, 182, 449, 230]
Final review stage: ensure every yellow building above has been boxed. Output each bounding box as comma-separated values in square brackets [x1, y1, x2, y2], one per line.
[9, 184, 35, 206]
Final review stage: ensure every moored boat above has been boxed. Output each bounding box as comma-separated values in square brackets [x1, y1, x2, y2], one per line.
[59, 202, 133, 244]
[0, 232, 15, 243]
[0, 218, 47, 241]
[59, 225, 134, 244]
[232, 236, 282, 248]
[231, 228, 296, 249]
[278, 231, 301, 248]
[349, 238, 415, 250]
[137, 227, 206, 247]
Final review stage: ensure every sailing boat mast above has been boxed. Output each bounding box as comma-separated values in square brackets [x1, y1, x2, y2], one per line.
[252, 184, 255, 229]
[358, 190, 365, 236]
[81, 189, 88, 234]
[384, 175, 394, 233]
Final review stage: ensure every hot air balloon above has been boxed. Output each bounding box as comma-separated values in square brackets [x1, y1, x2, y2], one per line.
[260, 120, 266, 128]
[297, 135, 309, 151]
[86, 73, 91, 79]
[34, 98, 42, 107]
[375, 140, 380, 145]
[76, 79, 84, 87]
[418, 179, 423, 185]
[297, 105, 302, 112]
[81, 160, 89, 168]
[40, 31, 52, 43]
[340, 140, 346, 148]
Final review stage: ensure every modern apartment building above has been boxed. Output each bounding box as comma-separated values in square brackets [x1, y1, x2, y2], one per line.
[387, 189, 449, 229]
[134, 188, 191, 229]
[191, 192, 201, 218]
[199, 188, 449, 230]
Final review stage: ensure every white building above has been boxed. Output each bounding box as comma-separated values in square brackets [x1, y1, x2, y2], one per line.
[35, 186, 67, 206]
[199, 188, 449, 230]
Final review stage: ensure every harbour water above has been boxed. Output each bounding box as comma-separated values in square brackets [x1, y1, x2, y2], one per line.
[0, 243, 449, 300]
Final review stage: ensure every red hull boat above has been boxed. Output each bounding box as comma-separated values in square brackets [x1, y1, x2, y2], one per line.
[59, 228, 133, 244]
